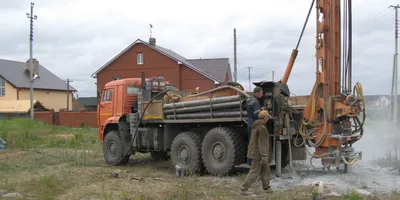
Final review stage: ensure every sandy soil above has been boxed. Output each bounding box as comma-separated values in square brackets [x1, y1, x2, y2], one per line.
[267, 120, 400, 197]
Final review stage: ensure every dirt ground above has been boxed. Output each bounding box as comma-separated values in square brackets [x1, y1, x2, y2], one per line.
[0, 119, 399, 200]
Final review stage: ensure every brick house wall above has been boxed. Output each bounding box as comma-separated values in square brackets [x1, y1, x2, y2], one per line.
[179, 65, 215, 92]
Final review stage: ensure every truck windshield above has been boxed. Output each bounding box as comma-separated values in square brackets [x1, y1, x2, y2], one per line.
[127, 86, 139, 95]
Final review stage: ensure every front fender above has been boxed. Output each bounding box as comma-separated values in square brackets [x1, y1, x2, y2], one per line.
[98, 116, 121, 142]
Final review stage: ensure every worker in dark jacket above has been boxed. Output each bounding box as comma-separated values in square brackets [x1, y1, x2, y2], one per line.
[246, 86, 264, 164]
[240, 110, 273, 195]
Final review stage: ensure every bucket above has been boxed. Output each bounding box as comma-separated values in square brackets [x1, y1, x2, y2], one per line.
[175, 164, 184, 178]
[312, 181, 324, 200]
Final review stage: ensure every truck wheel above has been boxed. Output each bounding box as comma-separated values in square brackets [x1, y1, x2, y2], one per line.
[103, 130, 130, 166]
[170, 132, 204, 175]
[201, 127, 246, 176]
[150, 151, 170, 161]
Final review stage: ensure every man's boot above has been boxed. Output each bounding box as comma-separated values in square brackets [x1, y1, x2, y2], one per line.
[262, 186, 273, 193]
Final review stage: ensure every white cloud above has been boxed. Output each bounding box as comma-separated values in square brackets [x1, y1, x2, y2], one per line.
[0, 0, 398, 97]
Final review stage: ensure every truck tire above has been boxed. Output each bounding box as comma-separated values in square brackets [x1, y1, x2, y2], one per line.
[103, 130, 130, 166]
[150, 151, 170, 161]
[170, 132, 204, 175]
[201, 127, 246, 176]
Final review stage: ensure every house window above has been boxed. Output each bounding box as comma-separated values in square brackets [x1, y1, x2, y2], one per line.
[0, 77, 5, 97]
[112, 77, 120, 81]
[137, 52, 143, 65]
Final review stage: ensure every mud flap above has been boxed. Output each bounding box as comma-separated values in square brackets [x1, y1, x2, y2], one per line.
[118, 120, 133, 155]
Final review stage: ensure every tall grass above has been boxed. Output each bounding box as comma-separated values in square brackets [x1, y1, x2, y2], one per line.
[0, 118, 98, 149]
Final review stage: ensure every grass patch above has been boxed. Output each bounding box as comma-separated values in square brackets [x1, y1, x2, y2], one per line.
[0, 118, 98, 150]
[341, 190, 364, 200]
[0, 118, 400, 199]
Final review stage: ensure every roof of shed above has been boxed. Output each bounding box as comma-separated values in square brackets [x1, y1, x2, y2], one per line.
[91, 39, 231, 83]
[0, 58, 76, 91]
[187, 58, 230, 83]
[77, 97, 98, 106]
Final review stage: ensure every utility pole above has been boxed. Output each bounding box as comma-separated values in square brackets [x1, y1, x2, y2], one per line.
[245, 67, 253, 91]
[65, 79, 74, 111]
[26, 2, 37, 120]
[272, 70, 275, 81]
[233, 28, 237, 82]
[390, 4, 400, 122]
[389, 55, 396, 120]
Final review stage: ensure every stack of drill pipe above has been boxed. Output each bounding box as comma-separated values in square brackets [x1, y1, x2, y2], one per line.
[165, 111, 248, 119]
[163, 95, 248, 119]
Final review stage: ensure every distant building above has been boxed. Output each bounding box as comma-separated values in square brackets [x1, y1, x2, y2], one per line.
[91, 37, 233, 96]
[0, 58, 76, 111]
[74, 97, 98, 111]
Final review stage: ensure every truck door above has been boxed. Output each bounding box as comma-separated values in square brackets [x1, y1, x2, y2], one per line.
[99, 88, 114, 127]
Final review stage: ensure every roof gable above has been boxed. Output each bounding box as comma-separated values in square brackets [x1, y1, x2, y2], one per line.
[0, 59, 76, 91]
[91, 39, 228, 83]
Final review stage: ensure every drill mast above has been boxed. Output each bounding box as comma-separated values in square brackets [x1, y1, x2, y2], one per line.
[282, 0, 365, 171]
[303, 0, 364, 171]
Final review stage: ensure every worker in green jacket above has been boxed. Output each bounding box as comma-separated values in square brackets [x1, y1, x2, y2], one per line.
[240, 110, 273, 195]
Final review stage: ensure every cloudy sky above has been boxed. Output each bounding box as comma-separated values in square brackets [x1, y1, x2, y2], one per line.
[0, 0, 397, 97]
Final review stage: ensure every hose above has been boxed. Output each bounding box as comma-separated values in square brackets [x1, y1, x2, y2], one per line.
[341, 155, 359, 166]
[295, 82, 364, 169]
[183, 85, 250, 99]
[112, 88, 171, 165]
[344, 82, 364, 117]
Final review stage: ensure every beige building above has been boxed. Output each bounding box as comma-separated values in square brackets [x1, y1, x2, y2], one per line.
[0, 58, 76, 111]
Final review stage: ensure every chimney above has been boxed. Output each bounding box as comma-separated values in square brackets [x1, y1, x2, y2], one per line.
[149, 37, 156, 46]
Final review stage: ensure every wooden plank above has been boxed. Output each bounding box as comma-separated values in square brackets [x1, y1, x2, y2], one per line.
[142, 100, 163, 120]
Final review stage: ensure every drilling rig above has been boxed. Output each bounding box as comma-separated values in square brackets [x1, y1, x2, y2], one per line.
[96, 0, 365, 176]
[281, 0, 365, 172]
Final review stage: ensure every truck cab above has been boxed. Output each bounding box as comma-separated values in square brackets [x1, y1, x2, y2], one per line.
[97, 78, 143, 142]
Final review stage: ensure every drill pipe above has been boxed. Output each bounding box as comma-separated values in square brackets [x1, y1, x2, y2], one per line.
[163, 101, 242, 115]
[163, 95, 242, 110]
[166, 111, 247, 119]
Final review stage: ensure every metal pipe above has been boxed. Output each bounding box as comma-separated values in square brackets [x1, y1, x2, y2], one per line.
[141, 72, 146, 89]
[163, 95, 242, 110]
[163, 101, 242, 115]
[275, 140, 282, 177]
[281, 0, 315, 85]
[184, 85, 250, 98]
[166, 111, 247, 119]
[281, 49, 299, 84]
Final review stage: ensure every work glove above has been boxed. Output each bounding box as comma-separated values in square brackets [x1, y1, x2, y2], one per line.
[260, 156, 268, 165]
